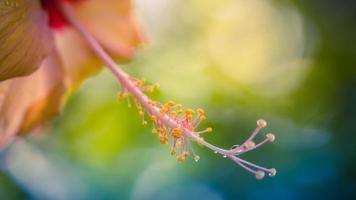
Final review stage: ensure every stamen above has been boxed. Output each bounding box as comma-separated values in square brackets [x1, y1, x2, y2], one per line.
[171, 128, 182, 138]
[266, 133, 275, 142]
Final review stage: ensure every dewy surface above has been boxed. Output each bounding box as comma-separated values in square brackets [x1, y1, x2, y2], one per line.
[56, 0, 277, 179]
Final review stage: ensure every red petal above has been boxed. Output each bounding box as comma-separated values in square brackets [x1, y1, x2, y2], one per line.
[40, 0, 84, 29]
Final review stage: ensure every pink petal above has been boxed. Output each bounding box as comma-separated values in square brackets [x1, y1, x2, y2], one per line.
[68, 0, 145, 59]
[54, 0, 145, 88]
[54, 28, 102, 87]
[0, 50, 66, 149]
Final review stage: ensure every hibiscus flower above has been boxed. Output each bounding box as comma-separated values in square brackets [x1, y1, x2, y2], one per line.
[0, 0, 276, 179]
[0, 0, 144, 148]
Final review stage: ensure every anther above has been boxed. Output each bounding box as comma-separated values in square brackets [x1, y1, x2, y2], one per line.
[269, 168, 277, 176]
[172, 128, 182, 138]
[185, 109, 195, 115]
[255, 170, 265, 180]
[166, 101, 174, 107]
[170, 111, 178, 116]
[257, 119, 267, 128]
[266, 133, 275, 142]
[200, 115, 206, 121]
[148, 101, 157, 106]
[206, 127, 213, 133]
[150, 115, 157, 122]
[160, 107, 169, 115]
[136, 78, 146, 87]
[197, 108, 205, 115]
[194, 155, 200, 162]
[175, 104, 182, 110]
[177, 154, 186, 162]
[159, 135, 168, 144]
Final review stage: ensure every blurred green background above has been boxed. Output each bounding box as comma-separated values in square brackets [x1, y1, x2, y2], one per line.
[1, 0, 356, 199]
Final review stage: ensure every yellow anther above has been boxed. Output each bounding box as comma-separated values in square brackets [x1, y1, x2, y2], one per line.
[142, 121, 148, 127]
[158, 128, 166, 134]
[185, 109, 195, 115]
[117, 91, 130, 100]
[170, 111, 178, 116]
[148, 101, 157, 106]
[159, 136, 168, 144]
[176, 154, 186, 162]
[197, 108, 205, 115]
[136, 78, 146, 86]
[152, 128, 157, 134]
[176, 104, 182, 110]
[257, 119, 267, 128]
[139, 110, 144, 116]
[194, 155, 200, 162]
[160, 107, 169, 115]
[166, 101, 174, 107]
[200, 115, 206, 121]
[206, 127, 213, 133]
[266, 133, 275, 142]
[170, 148, 176, 156]
[150, 115, 157, 122]
[172, 128, 182, 138]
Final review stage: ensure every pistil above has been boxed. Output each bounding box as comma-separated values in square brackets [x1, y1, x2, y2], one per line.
[56, 0, 277, 179]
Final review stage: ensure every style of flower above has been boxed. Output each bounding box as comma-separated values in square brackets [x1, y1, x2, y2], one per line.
[0, 0, 276, 179]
